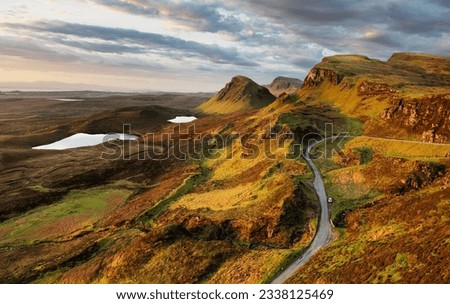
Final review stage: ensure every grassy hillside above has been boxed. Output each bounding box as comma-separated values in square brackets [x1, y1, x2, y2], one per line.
[298, 53, 450, 143]
[286, 52, 450, 283]
[0, 94, 321, 283]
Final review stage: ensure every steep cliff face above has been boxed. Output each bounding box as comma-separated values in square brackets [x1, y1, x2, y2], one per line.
[381, 95, 450, 143]
[302, 67, 344, 87]
[298, 53, 450, 143]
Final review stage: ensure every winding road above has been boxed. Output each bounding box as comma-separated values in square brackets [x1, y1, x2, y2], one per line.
[271, 135, 449, 283]
[271, 137, 335, 284]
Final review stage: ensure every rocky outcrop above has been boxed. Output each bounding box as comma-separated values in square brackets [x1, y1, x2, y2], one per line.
[357, 81, 397, 96]
[395, 161, 446, 194]
[381, 95, 450, 143]
[302, 68, 344, 88]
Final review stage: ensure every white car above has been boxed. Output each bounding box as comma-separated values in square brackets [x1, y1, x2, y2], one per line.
[327, 197, 333, 203]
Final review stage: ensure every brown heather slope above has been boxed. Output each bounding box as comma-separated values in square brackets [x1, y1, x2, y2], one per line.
[0, 105, 193, 221]
[0, 94, 321, 283]
[287, 157, 450, 283]
[285, 52, 450, 283]
[197, 75, 276, 114]
[56, 103, 319, 284]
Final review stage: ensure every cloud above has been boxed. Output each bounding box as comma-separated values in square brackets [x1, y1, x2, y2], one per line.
[230, 0, 360, 24]
[232, 0, 449, 33]
[363, 30, 402, 48]
[0, 35, 78, 62]
[1, 20, 258, 67]
[91, 0, 246, 34]
[52, 38, 148, 55]
[290, 56, 323, 69]
[226, 0, 450, 50]
[88, 0, 450, 67]
[382, 1, 449, 36]
[1, 0, 449, 91]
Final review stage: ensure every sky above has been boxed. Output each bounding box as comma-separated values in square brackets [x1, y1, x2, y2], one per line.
[0, 0, 449, 92]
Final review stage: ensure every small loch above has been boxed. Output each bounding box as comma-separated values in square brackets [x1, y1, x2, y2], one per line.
[32, 133, 138, 150]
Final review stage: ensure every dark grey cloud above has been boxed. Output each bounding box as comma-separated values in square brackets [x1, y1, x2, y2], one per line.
[290, 56, 324, 70]
[382, 1, 448, 36]
[91, 0, 246, 34]
[1, 20, 257, 66]
[362, 31, 402, 48]
[90, 0, 281, 46]
[90, 0, 450, 66]
[233, 0, 449, 33]
[226, 0, 449, 51]
[435, 0, 450, 8]
[231, 0, 361, 24]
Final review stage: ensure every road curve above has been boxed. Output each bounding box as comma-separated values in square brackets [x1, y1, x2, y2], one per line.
[271, 134, 449, 284]
[271, 137, 335, 284]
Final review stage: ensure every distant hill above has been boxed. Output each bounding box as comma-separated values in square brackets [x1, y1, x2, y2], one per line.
[267, 76, 303, 96]
[197, 75, 275, 114]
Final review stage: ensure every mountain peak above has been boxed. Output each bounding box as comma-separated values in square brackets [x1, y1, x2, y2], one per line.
[197, 75, 275, 114]
[268, 76, 303, 96]
[230, 75, 252, 82]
